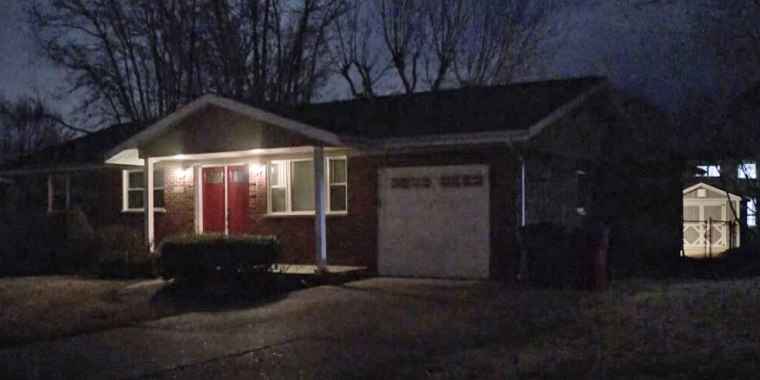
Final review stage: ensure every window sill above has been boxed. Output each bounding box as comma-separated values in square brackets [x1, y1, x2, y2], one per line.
[121, 208, 167, 214]
[265, 211, 348, 218]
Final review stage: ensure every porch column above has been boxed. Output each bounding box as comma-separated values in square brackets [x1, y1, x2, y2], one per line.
[314, 146, 328, 273]
[143, 156, 155, 252]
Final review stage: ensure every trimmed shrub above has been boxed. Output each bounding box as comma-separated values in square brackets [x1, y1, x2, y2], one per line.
[95, 225, 152, 278]
[156, 234, 281, 281]
[518, 223, 608, 290]
[67, 206, 97, 271]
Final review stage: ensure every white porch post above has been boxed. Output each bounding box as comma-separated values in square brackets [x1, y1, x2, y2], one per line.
[314, 146, 327, 273]
[143, 156, 155, 252]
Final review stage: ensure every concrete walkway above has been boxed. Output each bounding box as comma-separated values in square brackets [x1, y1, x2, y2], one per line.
[0, 278, 516, 379]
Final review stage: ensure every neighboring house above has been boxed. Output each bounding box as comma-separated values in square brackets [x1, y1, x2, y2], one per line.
[0, 77, 681, 280]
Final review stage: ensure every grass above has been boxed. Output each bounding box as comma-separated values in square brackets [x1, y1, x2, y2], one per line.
[0, 276, 164, 347]
[436, 277, 760, 378]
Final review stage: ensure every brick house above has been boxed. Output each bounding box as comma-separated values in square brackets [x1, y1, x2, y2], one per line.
[0, 77, 681, 279]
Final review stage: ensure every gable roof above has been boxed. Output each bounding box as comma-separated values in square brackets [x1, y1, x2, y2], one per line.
[1, 76, 610, 173]
[683, 182, 742, 201]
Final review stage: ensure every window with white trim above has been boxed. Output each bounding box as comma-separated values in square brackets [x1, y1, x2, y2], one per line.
[748, 197, 757, 227]
[123, 170, 165, 211]
[328, 157, 348, 212]
[696, 164, 720, 178]
[47, 174, 70, 213]
[737, 162, 757, 179]
[268, 157, 347, 214]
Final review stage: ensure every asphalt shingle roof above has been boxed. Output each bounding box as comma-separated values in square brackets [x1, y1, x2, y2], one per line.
[280, 76, 604, 139]
[1, 76, 604, 171]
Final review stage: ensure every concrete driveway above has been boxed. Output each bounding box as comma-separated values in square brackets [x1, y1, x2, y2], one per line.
[0, 278, 528, 379]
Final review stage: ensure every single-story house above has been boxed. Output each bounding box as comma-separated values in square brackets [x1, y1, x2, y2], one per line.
[0, 77, 682, 279]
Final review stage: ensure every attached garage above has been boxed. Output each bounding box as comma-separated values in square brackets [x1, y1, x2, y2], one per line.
[378, 165, 490, 279]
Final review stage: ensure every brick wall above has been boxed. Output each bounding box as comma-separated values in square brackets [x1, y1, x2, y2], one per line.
[35, 148, 522, 280]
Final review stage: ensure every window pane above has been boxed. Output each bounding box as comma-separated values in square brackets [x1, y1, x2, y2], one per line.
[270, 162, 285, 186]
[749, 198, 757, 227]
[129, 172, 144, 189]
[230, 169, 247, 183]
[271, 188, 287, 212]
[154, 189, 165, 208]
[128, 190, 143, 209]
[205, 171, 223, 184]
[697, 165, 720, 178]
[291, 160, 315, 211]
[330, 159, 347, 184]
[738, 163, 757, 179]
[154, 170, 164, 188]
[330, 185, 347, 212]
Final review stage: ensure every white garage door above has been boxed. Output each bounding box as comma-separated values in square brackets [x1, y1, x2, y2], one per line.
[378, 165, 490, 279]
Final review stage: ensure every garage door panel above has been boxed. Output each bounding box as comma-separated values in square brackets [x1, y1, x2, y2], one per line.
[378, 165, 490, 279]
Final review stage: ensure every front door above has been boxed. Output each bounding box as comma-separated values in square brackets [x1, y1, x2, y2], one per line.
[202, 167, 225, 233]
[202, 165, 250, 234]
[227, 165, 249, 235]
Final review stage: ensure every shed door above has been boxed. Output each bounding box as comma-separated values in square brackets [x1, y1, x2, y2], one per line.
[378, 165, 490, 279]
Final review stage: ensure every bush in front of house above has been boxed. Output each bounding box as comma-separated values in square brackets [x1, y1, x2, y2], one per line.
[518, 223, 608, 290]
[96, 225, 153, 278]
[156, 234, 281, 281]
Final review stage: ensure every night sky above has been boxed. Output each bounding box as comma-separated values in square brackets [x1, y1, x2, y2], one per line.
[0, 0, 742, 125]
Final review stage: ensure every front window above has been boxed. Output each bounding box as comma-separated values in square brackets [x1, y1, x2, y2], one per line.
[123, 170, 165, 211]
[696, 164, 720, 178]
[47, 174, 69, 213]
[738, 162, 757, 179]
[268, 157, 347, 214]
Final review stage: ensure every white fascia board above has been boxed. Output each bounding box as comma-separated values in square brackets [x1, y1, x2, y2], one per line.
[105, 94, 344, 162]
[524, 81, 610, 140]
[0, 164, 109, 176]
[376, 130, 530, 150]
[683, 181, 742, 201]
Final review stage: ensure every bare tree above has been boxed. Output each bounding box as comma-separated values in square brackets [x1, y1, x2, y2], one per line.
[30, 0, 344, 126]
[454, 1, 546, 86]
[0, 97, 69, 161]
[328, 0, 389, 98]
[378, 0, 424, 94]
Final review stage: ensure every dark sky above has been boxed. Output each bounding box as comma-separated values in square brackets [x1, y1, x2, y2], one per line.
[0, 0, 736, 122]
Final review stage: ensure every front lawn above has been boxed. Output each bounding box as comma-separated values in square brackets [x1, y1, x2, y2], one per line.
[419, 277, 760, 378]
[0, 276, 164, 347]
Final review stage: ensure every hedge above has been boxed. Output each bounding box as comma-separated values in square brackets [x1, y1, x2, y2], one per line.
[156, 234, 281, 280]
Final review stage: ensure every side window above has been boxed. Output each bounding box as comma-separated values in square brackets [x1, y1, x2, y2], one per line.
[696, 164, 720, 178]
[123, 170, 165, 211]
[47, 174, 69, 213]
[328, 158, 347, 212]
[576, 169, 589, 216]
[738, 162, 757, 179]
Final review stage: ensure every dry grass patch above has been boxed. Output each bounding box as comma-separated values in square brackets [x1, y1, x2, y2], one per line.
[0, 276, 166, 347]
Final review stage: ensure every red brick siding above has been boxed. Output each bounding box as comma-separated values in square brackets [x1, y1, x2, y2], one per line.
[32, 147, 521, 280]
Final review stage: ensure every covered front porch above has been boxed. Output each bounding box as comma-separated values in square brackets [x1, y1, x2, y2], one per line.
[105, 94, 358, 273]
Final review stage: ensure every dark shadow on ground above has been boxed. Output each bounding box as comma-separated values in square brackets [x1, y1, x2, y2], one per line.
[148, 274, 310, 316]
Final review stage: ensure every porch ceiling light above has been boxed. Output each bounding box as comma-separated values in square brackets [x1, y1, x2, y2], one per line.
[174, 167, 190, 180]
[251, 163, 266, 175]
[173, 154, 187, 160]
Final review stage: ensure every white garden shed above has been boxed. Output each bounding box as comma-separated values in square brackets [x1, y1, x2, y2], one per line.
[682, 182, 742, 257]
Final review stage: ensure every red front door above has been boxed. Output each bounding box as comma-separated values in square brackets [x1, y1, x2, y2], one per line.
[202, 165, 249, 234]
[202, 167, 225, 233]
[227, 165, 249, 235]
